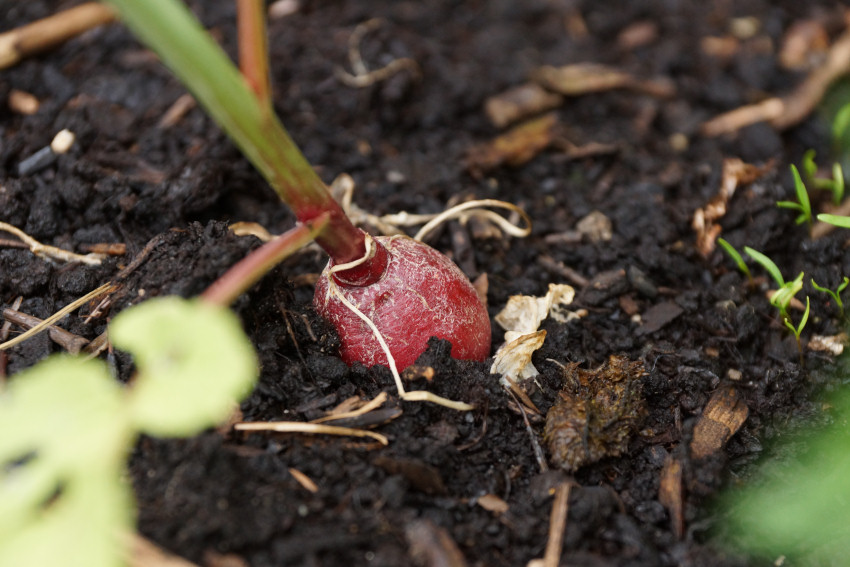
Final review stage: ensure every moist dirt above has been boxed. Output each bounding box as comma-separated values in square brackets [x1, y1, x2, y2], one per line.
[2, 1, 849, 566]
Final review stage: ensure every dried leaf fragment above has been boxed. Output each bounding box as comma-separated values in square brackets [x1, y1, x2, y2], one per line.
[484, 82, 564, 129]
[495, 283, 576, 340]
[689, 385, 748, 460]
[544, 356, 648, 471]
[491, 330, 547, 386]
[465, 113, 559, 176]
[692, 157, 774, 257]
[532, 63, 675, 98]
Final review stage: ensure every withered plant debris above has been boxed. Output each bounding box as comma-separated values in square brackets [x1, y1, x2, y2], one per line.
[465, 112, 559, 177]
[530, 63, 675, 99]
[702, 25, 850, 136]
[544, 355, 648, 471]
[689, 385, 749, 460]
[692, 157, 774, 257]
[484, 82, 564, 129]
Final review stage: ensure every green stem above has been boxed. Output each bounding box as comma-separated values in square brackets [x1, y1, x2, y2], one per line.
[104, 0, 365, 263]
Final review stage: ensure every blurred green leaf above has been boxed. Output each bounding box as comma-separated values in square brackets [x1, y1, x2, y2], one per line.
[112, 297, 257, 437]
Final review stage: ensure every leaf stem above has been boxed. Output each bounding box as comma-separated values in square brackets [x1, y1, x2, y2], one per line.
[104, 0, 366, 264]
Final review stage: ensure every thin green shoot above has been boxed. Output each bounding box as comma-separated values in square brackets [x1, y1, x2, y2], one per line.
[776, 164, 813, 228]
[784, 295, 810, 361]
[817, 213, 850, 228]
[743, 247, 785, 288]
[801, 149, 818, 182]
[744, 246, 804, 325]
[811, 276, 849, 319]
[717, 238, 752, 285]
[803, 150, 846, 206]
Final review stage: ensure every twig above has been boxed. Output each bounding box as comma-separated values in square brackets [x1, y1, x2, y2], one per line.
[0, 3, 115, 69]
[234, 421, 389, 445]
[0, 283, 117, 351]
[2, 308, 90, 354]
[288, 467, 319, 493]
[0, 297, 23, 385]
[505, 386, 548, 473]
[311, 392, 388, 424]
[702, 26, 850, 136]
[0, 221, 105, 265]
[542, 484, 572, 567]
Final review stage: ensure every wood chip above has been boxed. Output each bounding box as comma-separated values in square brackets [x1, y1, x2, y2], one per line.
[690, 386, 749, 460]
[477, 493, 510, 515]
[484, 82, 563, 129]
[374, 456, 447, 495]
[288, 467, 319, 493]
[465, 112, 559, 177]
[636, 301, 683, 336]
[8, 89, 39, 114]
[405, 519, 469, 567]
[658, 457, 684, 540]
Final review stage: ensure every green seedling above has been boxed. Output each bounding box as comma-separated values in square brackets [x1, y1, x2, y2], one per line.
[776, 164, 813, 229]
[817, 212, 850, 228]
[801, 150, 845, 206]
[743, 247, 804, 326]
[784, 295, 810, 361]
[716, 237, 753, 285]
[811, 276, 849, 319]
[0, 297, 257, 567]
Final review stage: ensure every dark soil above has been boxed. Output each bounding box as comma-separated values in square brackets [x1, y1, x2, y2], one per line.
[3, 1, 849, 565]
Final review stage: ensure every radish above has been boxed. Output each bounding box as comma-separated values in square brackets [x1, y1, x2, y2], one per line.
[315, 234, 491, 370]
[105, 0, 492, 376]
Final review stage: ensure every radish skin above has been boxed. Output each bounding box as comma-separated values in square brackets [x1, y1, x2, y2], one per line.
[315, 235, 491, 370]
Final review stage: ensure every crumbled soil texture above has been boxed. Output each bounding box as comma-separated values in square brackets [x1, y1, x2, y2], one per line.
[2, 1, 849, 565]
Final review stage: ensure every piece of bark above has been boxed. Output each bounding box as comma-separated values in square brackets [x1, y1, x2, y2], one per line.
[658, 457, 684, 540]
[690, 386, 749, 460]
[637, 301, 684, 336]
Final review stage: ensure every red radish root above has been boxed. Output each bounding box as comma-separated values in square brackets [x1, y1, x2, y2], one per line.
[314, 235, 491, 370]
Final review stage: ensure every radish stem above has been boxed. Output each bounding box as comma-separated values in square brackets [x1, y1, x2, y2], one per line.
[201, 213, 330, 307]
[103, 0, 367, 264]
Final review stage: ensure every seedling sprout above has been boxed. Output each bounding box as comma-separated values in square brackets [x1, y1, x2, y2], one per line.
[743, 246, 804, 327]
[811, 276, 849, 319]
[776, 164, 813, 229]
[801, 150, 845, 206]
[716, 237, 753, 285]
